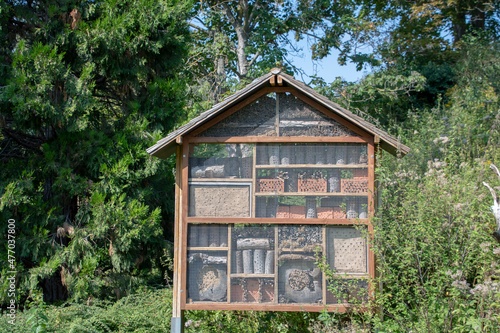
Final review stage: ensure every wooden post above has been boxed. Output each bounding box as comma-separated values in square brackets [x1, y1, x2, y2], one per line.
[172, 144, 184, 333]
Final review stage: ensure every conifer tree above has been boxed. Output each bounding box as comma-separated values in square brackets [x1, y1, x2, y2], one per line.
[0, 0, 190, 303]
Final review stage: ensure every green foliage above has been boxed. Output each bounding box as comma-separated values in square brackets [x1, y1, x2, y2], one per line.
[0, 289, 174, 332]
[0, 0, 189, 304]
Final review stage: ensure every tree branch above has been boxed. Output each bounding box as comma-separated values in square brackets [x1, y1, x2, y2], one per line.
[247, 50, 261, 69]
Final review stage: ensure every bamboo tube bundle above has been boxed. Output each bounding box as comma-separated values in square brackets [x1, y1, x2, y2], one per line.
[269, 145, 280, 165]
[235, 250, 243, 274]
[253, 249, 266, 274]
[327, 170, 341, 193]
[315, 144, 325, 164]
[295, 144, 306, 164]
[347, 201, 358, 219]
[348, 144, 360, 165]
[219, 225, 228, 247]
[188, 225, 198, 247]
[326, 144, 336, 165]
[198, 225, 209, 247]
[265, 250, 274, 274]
[336, 144, 346, 164]
[280, 144, 291, 165]
[243, 250, 253, 274]
[266, 197, 278, 218]
[306, 144, 316, 164]
[306, 198, 317, 219]
[209, 225, 220, 247]
[257, 144, 268, 165]
[256, 197, 267, 218]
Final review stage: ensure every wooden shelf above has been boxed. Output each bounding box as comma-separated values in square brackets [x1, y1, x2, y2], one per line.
[189, 178, 253, 182]
[187, 247, 228, 251]
[230, 274, 275, 278]
[278, 248, 322, 253]
[255, 164, 367, 169]
[255, 192, 367, 197]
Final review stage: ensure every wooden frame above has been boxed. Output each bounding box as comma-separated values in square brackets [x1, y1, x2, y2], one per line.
[177, 85, 377, 313]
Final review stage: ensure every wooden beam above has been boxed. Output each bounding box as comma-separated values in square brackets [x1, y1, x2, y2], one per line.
[183, 302, 364, 312]
[186, 217, 370, 225]
[172, 145, 184, 332]
[270, 75, 276, 86]
[188, 136, 369, 143]
[277, 75, 283, 86]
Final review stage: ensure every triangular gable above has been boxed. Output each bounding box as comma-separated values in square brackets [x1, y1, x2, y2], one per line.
[147, 69, 410, 158]
[195, 92, 360, 138]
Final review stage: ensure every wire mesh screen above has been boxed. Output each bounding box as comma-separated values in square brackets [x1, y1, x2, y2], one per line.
[186, 224, 369, 305]
[195, 93, 362, 138]
[255, 143, 369, 219]
[278, 93, 360, 137]
[187, 225, 229, 303]
[326, 226, 367, 274]
[326, 278, 369, 304]
[189, 144, 254, 179]
[197, 94, 277, 137]
[230, 225, 276, 303]
[277, 225, 323, 304]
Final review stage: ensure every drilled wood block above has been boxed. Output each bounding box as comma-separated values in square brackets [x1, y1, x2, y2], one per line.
[327, 227, 367, 273]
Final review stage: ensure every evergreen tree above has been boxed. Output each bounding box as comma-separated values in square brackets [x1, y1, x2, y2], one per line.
[0, 0, 190, 303]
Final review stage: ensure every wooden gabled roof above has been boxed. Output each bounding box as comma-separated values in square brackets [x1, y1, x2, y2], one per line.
[147, 69, 409, 158]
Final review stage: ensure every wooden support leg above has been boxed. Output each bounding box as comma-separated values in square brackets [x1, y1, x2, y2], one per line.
[172, 145, 185, 333]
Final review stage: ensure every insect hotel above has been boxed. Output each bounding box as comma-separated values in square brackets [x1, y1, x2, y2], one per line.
[147, 69, 409, 331]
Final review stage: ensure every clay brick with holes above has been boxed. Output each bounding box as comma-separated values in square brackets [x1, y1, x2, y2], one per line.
[257, 179, 284, 193]
[289, 206, 306, 219]
[298, 179, 327, 192]
[277, 206, 290, 218]
[333, 207, 347, 219]
[341, 178, 368, 193]
[317, 207, 334, 219]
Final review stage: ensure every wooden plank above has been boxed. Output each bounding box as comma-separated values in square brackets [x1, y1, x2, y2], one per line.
[186, 217, 371, 225]
[270, 75, 276, 86]
[254, 192, 369, 197]
[227, 225, 232, 303]
[322, 226, 327, 305]
[276, 92, 280, 136]
[274, 225, 279, 304]
[230, 274, 275, 278]
[172, 145, 182, 319]
[186, 247, 228, 251]
[252, 145, 257, 218]
[183, 303, 357, 312]
[277, 75, 283, 86]
[180, 140, 189, 308]
[188, 136, 368, 144]
[188, 178, 253, 182]
[254, 164, 368, 169]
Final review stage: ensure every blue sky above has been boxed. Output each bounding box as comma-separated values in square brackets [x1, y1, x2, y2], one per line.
[286, 37, 371, 84]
